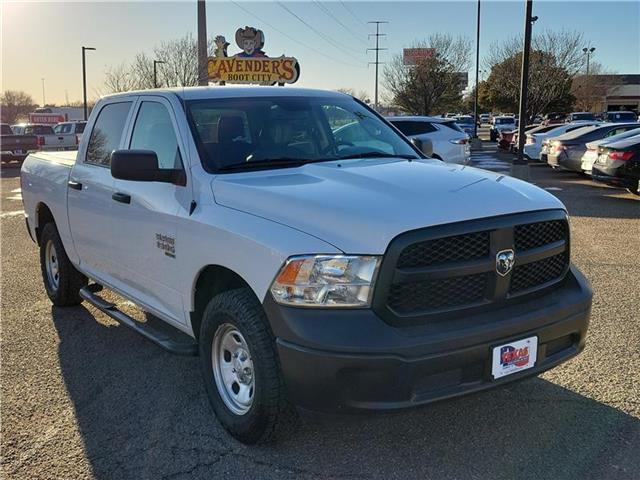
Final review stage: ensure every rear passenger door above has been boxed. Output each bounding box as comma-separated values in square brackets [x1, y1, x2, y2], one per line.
[67, 100, 135, 279]
[110, 97, 192, 325]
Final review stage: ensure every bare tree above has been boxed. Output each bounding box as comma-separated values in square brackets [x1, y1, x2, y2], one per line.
[0, 90, 37, 124]
[383, 34, 471, 115]
[336, 88, 371, 103]
[104, 63, 136, 93]
[571, 62, 620, 112]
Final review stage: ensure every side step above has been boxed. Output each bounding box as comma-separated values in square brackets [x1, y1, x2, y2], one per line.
[79, 284, 198, 356]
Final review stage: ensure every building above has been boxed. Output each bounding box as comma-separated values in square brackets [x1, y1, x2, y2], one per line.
[574, 74, 640, 114]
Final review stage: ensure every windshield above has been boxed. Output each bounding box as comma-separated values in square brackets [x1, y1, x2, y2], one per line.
[495, 118, 514, 125]
[186, 96, 418, 172]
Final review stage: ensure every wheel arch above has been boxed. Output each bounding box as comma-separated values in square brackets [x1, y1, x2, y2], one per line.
[34, 202, 56, 245]
[190, 265, 257, 340]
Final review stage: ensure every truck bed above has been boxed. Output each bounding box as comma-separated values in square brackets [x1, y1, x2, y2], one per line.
[25, 150, 77, 167]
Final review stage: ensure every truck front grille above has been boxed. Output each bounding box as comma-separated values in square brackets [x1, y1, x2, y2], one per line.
[372, 211, 570, 326]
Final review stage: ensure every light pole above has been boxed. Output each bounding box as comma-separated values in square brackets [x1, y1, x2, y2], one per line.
[154, 60, 166, 88]
[367, 21, 388, 111]
[514, 0, 537, 167]
[197, 0, 208, 86]
[583, 47, 596, 110]
[82, 46, 96, 120]
[41, 78, 46, 106]
[473, 0, 481, 139]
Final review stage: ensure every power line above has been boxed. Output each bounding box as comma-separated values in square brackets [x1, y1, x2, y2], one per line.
[340, 0, 367, 28]
[276, 1, 366, 62]
[229, 0, 362, 68]
[312, 0, 367, 45]
[367, 21, 388, 110]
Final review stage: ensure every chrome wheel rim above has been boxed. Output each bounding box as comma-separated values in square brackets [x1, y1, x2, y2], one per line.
[212, 324, 255, 415]
[44, 240, 60, 291]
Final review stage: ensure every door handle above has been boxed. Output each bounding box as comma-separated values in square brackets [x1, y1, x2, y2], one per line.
[67, 180, 83, 190]
[112, 192, 131, 204]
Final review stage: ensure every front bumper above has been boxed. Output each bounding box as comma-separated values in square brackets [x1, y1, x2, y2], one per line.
[265, 266, 592, 413]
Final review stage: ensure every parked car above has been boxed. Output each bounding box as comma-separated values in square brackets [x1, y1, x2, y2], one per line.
[454, 115, 476, 137]
[1, 123, 38, 164]
[580, 127, 640, 175]
[565, 112, 596, 123]
[490, 116, 516, 141]
[10, 123, 77, 151]
[591, 136, 640, 195]
[604, 111, 638, 123]
[524, 122, 602, 161]
[54, 121, 87, 145]
[20, 87, 592, 444]
[387, 116, 470, 164]
[479, 113, 491, 124]
[542, 113, 566, 125]
[509, 125, 541, 153]
[547, 123, 639, 172]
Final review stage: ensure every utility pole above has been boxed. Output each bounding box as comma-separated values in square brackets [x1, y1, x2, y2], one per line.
[154, 60, 166, 88]
[82, 46, 96, 121]
[367, 21, 388, 111]
[582, 47, 596, 110]
[41, 78, 45, 106]
[514, 0, 537, 168]
[473, 0, 481, 139]
[197, 0, 208, 86]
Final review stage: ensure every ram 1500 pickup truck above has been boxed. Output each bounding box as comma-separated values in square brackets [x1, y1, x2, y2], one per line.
[21, 87, 592, 444]
[1, 123, 38, 163]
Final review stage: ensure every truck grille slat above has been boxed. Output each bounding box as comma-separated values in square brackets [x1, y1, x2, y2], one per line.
[373, 211, 570, 325]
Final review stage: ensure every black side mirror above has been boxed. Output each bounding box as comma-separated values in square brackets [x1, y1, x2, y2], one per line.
[410, 137, 434, 157]
[110, 150, 185, 185]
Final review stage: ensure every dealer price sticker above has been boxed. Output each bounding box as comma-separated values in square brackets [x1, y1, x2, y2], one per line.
[491, 336, 538, 379]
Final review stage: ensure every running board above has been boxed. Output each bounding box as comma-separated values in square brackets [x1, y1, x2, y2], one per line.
[79, 285, 198, 356]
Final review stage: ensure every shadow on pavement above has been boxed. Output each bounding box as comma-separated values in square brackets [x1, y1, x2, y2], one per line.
[52, 305, 640, 480]
[0, 165, 22, 178]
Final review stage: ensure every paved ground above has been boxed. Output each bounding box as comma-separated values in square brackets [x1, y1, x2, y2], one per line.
[2, 148, 639, 480]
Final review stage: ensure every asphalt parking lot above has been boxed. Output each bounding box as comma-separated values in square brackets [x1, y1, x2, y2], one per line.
[1, 147, 639, 480]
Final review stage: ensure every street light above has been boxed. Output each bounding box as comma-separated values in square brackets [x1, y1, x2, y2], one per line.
[582, 47, 596, 110]
[41, 78, 46, 106]
[82, 46, 96, 121]
[473, 0, 481, 139]
[153, 60, 166, 88]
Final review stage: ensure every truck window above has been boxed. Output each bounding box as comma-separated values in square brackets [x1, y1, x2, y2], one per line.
[129, 102, 183, 170]
[1, 124, 12, 135]
[25, 125, 54, 135]
[86, 102, 132, 166]
[75, 123, 86, 134]
[391, 121, 436, 136]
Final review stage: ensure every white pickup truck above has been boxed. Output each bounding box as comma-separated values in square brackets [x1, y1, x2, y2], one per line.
[21, 87, 592, 444]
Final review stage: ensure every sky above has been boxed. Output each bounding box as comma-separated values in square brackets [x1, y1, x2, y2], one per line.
[2, 0, 639, 105]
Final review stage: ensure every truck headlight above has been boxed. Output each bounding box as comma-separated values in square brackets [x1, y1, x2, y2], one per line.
[270, 255, 381, 307]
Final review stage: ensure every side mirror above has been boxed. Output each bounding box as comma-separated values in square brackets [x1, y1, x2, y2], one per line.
[110, 150, 185, 185]
[411, 137, 434, 157]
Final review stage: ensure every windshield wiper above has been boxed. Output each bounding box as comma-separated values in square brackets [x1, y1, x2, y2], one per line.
[218, 157, 320, 172]
[337, 152, 418, 160]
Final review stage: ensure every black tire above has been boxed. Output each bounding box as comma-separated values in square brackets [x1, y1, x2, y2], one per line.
[39, 222, 88, 306]
[626, 186, 640, 196]
[199, 288, 294, 444]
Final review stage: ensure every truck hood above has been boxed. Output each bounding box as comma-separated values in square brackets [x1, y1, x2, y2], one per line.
[211, 158, 565, 253]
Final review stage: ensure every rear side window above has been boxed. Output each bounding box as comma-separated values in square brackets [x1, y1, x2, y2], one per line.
[440, 121, 464, 133]
[25, 125, 54, 135]
[86, 102, 132, 166]
[391, 121, 436, 136]
[129, 101, 183, 170]
[75, 123, 86, 134]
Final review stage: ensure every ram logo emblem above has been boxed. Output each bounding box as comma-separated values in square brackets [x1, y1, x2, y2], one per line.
[496, 249, 515, 277]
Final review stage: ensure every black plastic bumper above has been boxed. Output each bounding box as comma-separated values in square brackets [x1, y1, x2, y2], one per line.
[265, 266, 592, 413]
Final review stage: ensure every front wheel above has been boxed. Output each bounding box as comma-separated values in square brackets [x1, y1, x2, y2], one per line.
[627, 185, 640, 196]
[199, 288, 294, 444]
[39, 223, 87, 306]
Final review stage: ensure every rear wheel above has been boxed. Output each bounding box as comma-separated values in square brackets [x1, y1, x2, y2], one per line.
[626, 185, 640, 196]
[39, 223, 87, 306]
[199, 288, 294, 444]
